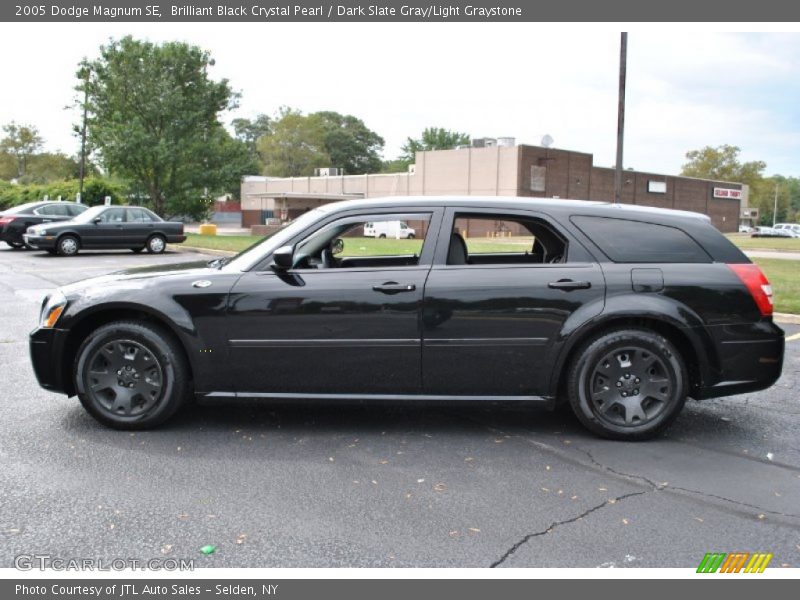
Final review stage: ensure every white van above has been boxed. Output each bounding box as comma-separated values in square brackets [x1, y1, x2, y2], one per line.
[363, 220, 416, 239]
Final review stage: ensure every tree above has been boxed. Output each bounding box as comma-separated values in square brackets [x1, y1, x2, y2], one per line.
[680, 144, 765, 187]
[257, 108, 330, 177]
[232, 114, 272, 154]
[400, 127, 470, 163]
[81, 36, 248, 218]
[310, 111, 384, 174]
[0, 122, 44, 178]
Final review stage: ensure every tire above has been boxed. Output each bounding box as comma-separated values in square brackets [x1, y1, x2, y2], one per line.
[74, 321, 190, 430]
[378, 233, 387, 239]
[8, 241, 24, 249]
[565, 328, 687, 440]
[56, 235, 80, 256]
[131, 247, 144, 254]
[146, 234, 166, 254]
[407, 233, 415, 239]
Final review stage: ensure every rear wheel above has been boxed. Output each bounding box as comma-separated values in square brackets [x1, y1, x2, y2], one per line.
[566, 328, 687, 440]
[74, 321, 189, 429]
[378, 233, 387, 239]
[146, 234, 166, 254]
[8, 241, 24, 249]
[56, 235, 80, 256]
[407, 233, 415, 239]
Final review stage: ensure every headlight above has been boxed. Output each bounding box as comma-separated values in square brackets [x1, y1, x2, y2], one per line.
[28, 227, 47, 236]
[40, 290, 67, 329]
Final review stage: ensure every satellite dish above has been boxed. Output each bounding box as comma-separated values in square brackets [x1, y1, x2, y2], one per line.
[541, 134, 554, 148]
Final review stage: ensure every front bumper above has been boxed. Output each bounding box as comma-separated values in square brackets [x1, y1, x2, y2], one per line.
[23, 234, 57, 250]
[30, 327, 70, 394]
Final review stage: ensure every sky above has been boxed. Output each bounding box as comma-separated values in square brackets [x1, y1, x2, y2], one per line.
[1, 23, 799, 177]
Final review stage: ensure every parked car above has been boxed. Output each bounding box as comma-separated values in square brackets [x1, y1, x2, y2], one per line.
[751, 226, 792, 238]
[29, 196, 784, 439]
[24, 205, 186, 256]
[363, 220, 416, 238]
[0, 201, 88, 249]
[738, 224, 754, 234]
[774, 223, 800, 238]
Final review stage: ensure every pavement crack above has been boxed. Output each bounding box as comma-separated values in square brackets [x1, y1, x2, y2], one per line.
[490, 490, 651, 568]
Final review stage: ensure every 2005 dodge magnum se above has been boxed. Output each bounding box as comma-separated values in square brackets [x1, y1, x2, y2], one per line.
[29, 197, 785, 439]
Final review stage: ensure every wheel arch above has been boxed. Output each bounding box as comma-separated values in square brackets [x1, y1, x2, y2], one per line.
[61, 304, 195, 397]
[550, 310, 718, 403]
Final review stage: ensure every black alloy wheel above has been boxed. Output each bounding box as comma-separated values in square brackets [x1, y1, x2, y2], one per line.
[566, 329, 687, 440]
[74, 321, 189, 429]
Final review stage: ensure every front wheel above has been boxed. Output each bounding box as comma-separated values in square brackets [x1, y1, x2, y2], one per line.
[74, 321, 190, 429]
[146, 235, 166, 254]
[566, 328, 687, 440]
[56, 235, 80, 256]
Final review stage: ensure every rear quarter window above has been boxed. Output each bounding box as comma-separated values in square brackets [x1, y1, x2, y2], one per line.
[571, 216, 711, 263]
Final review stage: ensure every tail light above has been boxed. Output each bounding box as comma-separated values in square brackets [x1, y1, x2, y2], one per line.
[0, 216, 16, 226]
[728, 263, 774, 317]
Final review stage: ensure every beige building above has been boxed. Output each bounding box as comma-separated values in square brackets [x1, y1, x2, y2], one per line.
[241, 142, 744, 232]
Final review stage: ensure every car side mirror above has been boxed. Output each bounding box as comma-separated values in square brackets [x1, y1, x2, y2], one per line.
[92, 217, 102, 224]
[331, 237, 344, 255]
[271, 245, 295, 270]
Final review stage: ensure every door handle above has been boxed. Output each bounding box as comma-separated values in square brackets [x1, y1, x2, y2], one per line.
[372, 282, 416, 294]
[548, 279, 591, 291]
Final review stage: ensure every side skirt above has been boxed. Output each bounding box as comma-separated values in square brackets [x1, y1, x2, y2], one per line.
[198, 391, 555, 405]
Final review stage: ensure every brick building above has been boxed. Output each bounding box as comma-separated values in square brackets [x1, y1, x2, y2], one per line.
[240, 140, 744, 232]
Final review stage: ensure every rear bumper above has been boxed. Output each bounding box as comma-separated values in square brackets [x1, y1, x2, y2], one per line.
[1, 229, 23, 245]
[693, 321, 785, 399]
[30, 327, 70, 394]
[169, 234, 187, 243]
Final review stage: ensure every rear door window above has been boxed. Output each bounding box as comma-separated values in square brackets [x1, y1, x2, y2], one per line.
[571, 216, 711, 263]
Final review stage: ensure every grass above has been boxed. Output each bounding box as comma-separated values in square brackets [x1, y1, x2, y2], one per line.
[726, 233, 800, 252]
[751, 258, 800, 315]
[183, 234, 799, 314]
[182, 233, 536, 255]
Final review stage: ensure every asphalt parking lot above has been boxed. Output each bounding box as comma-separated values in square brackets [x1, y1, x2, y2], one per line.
[0, 244, 798, 569]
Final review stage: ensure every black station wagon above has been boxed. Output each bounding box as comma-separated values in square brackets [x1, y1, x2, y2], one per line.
[29, 197, 785, 439]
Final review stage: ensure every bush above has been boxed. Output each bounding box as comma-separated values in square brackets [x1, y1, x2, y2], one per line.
[0, 178, 127, 210]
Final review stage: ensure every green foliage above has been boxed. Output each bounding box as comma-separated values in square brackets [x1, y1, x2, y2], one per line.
[399, 127, 470, 163]
[232, 114, 272, 153]
[310, 111, 384, 175]
[255, 108, 385, 177]
[380, 158, 411, 174]
[82, 36, 250, 220]
[0, 178, 126, 210]
[257, 108, 331, 177]
[0, 122, 44, 178]
[681, 144, 765, 186]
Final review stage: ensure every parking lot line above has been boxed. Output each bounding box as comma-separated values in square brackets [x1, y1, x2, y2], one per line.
[786, 332, 800, 342]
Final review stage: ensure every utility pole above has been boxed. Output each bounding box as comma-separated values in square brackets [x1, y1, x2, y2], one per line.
[78, 67, 89, 202]
[614, 32, 628, 206]
[772, 183, 779, 228]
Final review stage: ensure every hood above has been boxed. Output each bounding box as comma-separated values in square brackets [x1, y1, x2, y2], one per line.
[60, 259, 221, 296]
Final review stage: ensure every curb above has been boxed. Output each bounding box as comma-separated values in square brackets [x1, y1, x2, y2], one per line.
[774, 313, 800, 325]
[170, 245, 237, 258]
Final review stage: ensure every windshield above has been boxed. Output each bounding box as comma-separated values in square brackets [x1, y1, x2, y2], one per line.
[224, 209, 328, 271]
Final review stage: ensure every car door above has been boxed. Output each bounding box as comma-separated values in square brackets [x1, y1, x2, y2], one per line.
[224, 208, 443, 396]
[82, 207, 127, 248]
[421, 207, 606, 397]
[125, 208, 155, 246]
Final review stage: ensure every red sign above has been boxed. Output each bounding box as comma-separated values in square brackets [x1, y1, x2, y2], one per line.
[713, 187, 742, 199]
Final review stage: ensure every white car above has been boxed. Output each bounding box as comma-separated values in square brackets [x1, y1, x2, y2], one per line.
[363, 220, 416, 239]
[774, 223, 800, 238]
